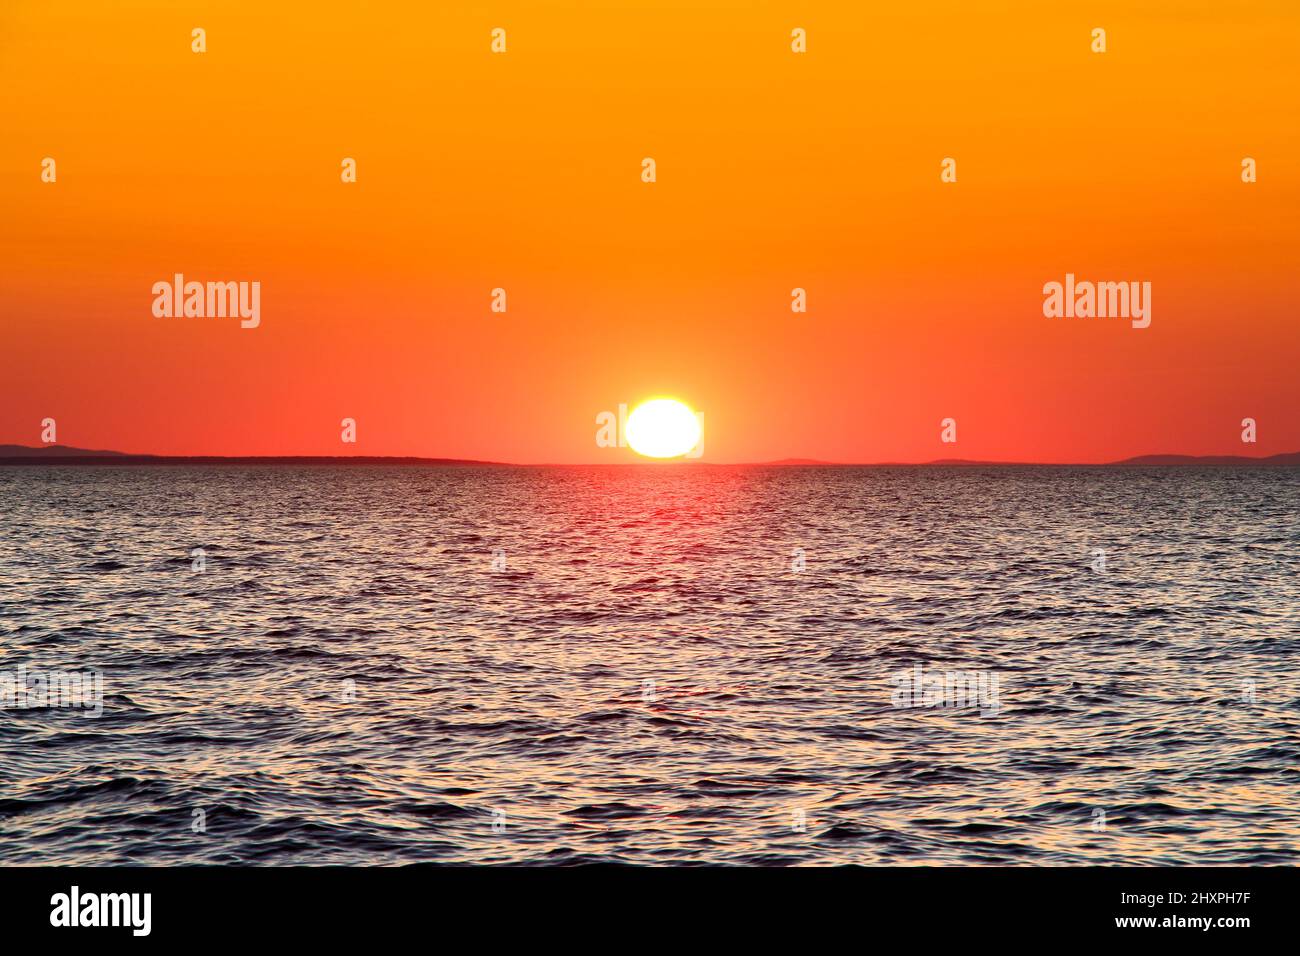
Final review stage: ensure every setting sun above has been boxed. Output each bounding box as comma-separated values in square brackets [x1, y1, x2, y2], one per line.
[625, 399, 702, 459]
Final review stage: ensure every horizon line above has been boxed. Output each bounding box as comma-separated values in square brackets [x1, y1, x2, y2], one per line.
[3, 445, 1299, 468]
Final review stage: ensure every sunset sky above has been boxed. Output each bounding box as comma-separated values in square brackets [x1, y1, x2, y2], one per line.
[2, 1, 1297, 463]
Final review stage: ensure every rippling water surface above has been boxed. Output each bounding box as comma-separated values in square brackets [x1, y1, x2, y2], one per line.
[1, 465, 1297, 865]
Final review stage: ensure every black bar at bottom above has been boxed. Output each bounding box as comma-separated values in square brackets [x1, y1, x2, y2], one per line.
[0, 866, 1288, 944]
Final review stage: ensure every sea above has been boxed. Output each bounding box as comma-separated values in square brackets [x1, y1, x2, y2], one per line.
[0, 465, 1296, 864]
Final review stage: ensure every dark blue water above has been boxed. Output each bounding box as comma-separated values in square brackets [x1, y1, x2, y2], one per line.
[1, 465, 1296, 864]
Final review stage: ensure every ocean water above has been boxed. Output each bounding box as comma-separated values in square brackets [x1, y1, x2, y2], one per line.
[0, 464, 1296, 865]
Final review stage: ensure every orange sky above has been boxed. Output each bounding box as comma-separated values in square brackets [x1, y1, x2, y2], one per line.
[2, 1, 1296, 463]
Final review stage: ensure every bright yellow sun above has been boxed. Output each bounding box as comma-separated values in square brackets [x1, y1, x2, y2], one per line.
[625, 398, 702, 459]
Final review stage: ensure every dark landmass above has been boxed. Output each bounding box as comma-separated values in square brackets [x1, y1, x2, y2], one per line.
[0, 444, 127, 458]
[919, 458, 1012, 466]
[2, 446, 1298, 467]
[1114, 451, 1300, 466]
[0, 446, 501, 466]
[765, 453, 1300, 467]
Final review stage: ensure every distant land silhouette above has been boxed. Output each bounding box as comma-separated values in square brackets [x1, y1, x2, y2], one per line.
[3, 446, 1299, 467]
[0, 446, 500, 466]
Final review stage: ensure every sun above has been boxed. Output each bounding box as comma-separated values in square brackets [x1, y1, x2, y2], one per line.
[625, 398, 702, 459]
